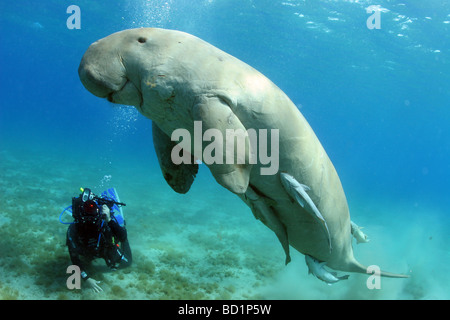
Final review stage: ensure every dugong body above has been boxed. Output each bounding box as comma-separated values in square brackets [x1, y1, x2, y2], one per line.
[79, 28, 407, 279]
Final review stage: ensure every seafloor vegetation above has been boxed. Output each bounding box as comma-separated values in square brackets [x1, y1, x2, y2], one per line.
[1, 148, 447, 300]
[0, 149, 280, 299]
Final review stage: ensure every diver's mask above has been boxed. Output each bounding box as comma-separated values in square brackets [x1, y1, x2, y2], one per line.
[82, 188, 94, 203]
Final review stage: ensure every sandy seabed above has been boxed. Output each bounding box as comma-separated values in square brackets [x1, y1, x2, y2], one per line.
[0, 147, 448, 300]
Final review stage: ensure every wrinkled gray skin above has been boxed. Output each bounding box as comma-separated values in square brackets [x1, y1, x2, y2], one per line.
[79, 28, 408, 278]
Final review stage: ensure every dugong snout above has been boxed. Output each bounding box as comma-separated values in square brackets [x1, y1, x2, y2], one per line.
[78, 62, 117, 98]
[79, 37, 144, 107]
[78, 35, 139, 103]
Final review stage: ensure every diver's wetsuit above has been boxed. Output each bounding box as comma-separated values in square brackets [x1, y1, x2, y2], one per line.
[66, 217, 132, 281]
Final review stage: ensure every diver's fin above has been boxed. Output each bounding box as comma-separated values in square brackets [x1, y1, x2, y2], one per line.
[245, 186, 291, 265]
[193, 96, 253, 194]
[152, 121, 198, 194]
[280, 172, 332, 252]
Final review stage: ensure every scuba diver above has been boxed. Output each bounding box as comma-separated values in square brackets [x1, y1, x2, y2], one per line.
[66, 188, 132, 293]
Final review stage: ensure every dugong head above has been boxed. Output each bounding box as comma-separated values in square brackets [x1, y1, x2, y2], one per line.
[78, 29, 152, 108]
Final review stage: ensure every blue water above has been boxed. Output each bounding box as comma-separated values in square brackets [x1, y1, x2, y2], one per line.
[0, 0, 449, 300]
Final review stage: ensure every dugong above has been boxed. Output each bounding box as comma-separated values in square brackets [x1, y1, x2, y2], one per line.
[79, 28, 408, 280]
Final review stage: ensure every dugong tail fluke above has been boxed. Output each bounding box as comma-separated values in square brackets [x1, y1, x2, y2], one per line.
[341, 256, 410, 279]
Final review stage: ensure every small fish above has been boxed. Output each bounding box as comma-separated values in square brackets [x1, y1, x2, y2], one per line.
[350, 221, 370, 244]
[31, 22, 44, 29]
[305, 255, 349, 284]
[280, 172, 332, 252]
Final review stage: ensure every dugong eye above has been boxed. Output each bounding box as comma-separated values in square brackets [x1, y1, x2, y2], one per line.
[138, 37, 147, 43]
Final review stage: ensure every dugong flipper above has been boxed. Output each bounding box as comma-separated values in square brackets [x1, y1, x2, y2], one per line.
[152, 122, 198, 194]
[78, 27, 409, 280]
[193, 96, 253, 194]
